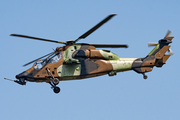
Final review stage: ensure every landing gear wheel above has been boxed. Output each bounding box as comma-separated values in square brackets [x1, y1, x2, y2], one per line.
[52, 78, 59, 85]
[143, 75, 148, 79]
[53, 87, 60, 93]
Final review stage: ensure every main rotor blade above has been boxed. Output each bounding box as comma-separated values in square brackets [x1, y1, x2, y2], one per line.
[75, 14, 117, 43]
[10, 34, 66, 44]
[23, 52, 54, 67]
[90, 44, 128, 48]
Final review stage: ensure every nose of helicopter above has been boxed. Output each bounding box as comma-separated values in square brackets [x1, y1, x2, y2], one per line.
[16, 71, 34, 80]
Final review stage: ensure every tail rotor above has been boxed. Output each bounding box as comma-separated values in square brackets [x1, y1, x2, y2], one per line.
[148, 30, 174, 55]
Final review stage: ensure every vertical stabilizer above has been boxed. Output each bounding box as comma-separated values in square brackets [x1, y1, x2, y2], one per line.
[132, 30, 174, 79]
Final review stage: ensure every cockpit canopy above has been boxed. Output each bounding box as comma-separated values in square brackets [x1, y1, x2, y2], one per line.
[33, 52, 62, 70]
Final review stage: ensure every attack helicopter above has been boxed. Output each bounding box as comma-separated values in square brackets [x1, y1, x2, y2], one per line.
[5, 14, 174, 93]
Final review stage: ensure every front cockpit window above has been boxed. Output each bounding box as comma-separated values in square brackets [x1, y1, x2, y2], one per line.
[33, 52, 62, 70]
[34, 60, 45, 70]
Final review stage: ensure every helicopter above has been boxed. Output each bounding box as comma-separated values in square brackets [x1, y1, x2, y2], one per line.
[5, 14, 174, 93]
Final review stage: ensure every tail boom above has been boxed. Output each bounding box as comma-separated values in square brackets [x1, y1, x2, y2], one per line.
[131, 31, 173, 79]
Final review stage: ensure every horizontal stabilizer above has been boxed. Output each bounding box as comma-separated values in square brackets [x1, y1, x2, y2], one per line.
[162, 55, 170, 63]
[166, 36, 174, 40]
[155, 46, 170, 59]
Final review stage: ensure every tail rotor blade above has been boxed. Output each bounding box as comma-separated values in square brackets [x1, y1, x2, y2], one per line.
[164, 30, 174, 40]
[148, 42, 158, 46]
[168, 48, 173, 55]
[164, 30, 171, 38]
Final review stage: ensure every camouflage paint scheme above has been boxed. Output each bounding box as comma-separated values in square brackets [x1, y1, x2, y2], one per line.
[10, 14, 173, 93]
[17, 34, 173, 83]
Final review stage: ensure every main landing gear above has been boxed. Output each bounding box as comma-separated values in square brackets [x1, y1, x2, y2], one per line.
[46, 68, 61, 94]
[49, 81, 61, 93]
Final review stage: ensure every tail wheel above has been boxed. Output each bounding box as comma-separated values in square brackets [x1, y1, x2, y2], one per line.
[142, 73, 148, 79]
[143, 75, 148, 79]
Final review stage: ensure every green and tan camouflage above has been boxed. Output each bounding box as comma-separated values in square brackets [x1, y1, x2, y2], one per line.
[17, 30, 173, 83]
[8, 14, 174, 93]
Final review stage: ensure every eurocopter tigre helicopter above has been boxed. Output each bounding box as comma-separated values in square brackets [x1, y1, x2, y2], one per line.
[5, 14, 174, 93]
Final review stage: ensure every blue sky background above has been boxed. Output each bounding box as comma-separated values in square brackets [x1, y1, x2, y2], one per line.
[1, 0, 180, 120]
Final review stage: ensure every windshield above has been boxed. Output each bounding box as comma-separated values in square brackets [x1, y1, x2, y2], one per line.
[47, 52, 62, 64]
[33, 52, 62, 70]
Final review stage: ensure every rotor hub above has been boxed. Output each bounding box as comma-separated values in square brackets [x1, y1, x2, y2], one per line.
[65, 40, 75, 45]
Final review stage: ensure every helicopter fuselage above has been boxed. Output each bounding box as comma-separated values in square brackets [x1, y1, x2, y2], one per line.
[17, 44, 137, 83]
[9, 14, 173, 94]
